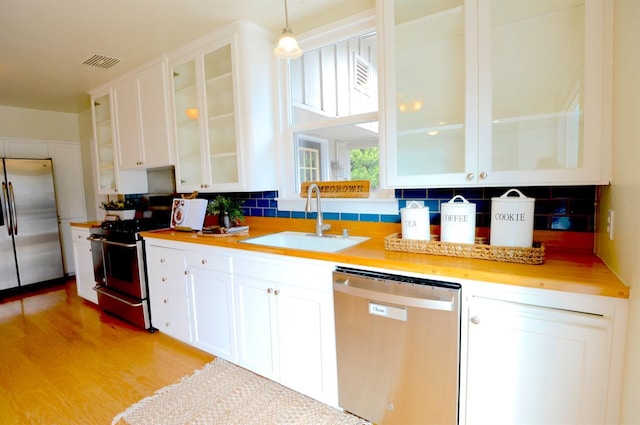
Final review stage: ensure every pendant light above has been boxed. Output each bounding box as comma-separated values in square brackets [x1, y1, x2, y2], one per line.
[274, 0, 302, 59]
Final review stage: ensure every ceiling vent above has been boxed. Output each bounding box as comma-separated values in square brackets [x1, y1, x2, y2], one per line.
[82, 53, 122, 70]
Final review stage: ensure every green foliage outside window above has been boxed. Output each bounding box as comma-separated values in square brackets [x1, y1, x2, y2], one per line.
[350, 147, 379, 189]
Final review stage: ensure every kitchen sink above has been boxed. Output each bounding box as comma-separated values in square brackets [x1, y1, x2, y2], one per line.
[239, 231, 369, 253]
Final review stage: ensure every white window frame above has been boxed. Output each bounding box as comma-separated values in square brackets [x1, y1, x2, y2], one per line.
[276, 9, 397, 215]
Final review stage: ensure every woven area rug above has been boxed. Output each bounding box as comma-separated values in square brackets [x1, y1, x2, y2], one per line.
[112, 358, 370, 425]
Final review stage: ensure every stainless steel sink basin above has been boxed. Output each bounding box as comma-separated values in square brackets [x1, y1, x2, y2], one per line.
[240, 231, 369, 253]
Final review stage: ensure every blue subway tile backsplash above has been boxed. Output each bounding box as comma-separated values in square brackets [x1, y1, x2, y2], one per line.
[170, 185, 596, 233]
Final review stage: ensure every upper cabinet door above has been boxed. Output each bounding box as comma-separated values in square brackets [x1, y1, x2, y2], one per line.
[381, 0, 478, 188]
[172, 56, 209, 192]
[91, 91, 118, 193]
[113, 77, 142, 168]
[477, 0, 609, 186]
[114, 59, 174, 170]
[137, 61, 174, 168]
[381, 0, 611, 188]
[204, 44, 239, 187]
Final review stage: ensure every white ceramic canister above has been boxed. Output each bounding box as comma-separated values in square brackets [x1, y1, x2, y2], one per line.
[490, 189, 535, 247]
[401, 201, 430, 241]
[441, 195, 476, 244]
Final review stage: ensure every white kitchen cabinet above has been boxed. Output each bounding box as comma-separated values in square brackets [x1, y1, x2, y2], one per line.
[113, 59, 174, 170]
[234, 253, 337, 406]
[461, 287, 627, 425]
[50, 142, 88, 274]
[146, 243, 192, 343]
[3, 139, 49, 158]
[89, 89, 148, 195]
[186, 248, 237, 362]
[70, 227, 97, 304]
[168, 21, 276, 193]
[380, 0, 611, 188]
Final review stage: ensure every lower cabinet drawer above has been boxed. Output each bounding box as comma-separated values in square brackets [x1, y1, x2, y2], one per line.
[154, 314, 191, 343]
[150, 289, 190, 320]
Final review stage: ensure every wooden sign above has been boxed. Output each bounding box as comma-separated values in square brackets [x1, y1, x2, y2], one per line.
[300, 180, 370, 198]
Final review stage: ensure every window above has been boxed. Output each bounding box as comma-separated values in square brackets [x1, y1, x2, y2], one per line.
[281, 20, 391, 202]
[295, 134, 328, 187]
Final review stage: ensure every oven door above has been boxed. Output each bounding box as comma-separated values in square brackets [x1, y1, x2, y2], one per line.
[99, 238, 147, 299]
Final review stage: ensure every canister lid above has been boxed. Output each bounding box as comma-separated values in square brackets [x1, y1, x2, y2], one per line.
[491, 188, 534, 202]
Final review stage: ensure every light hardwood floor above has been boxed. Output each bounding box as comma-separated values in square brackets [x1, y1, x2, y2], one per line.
[0, 280, 214, 425]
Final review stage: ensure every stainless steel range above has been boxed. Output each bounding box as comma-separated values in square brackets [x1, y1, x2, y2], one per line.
[89, 217, 168, 330]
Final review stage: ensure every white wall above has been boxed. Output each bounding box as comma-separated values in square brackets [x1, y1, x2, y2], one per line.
[0, 105, 80, 141]
[0, 104, 97, 220]
[595, 0, 640, 422]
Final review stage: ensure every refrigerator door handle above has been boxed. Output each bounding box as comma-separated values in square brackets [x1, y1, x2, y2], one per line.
[1, 182, 11, 236]
[8, 182, 17, 235]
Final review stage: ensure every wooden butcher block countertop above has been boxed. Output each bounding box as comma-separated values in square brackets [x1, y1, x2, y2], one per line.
[139, 217, 629, 299]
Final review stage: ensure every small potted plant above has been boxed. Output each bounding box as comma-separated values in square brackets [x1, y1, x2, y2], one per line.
[206, 195, 244, 228]
[100, 199, 136, 220]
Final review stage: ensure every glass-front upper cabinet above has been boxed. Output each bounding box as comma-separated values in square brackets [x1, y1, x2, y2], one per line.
[91, 91, 117, 193]
[381, 0, 474, 188]
[169, 21, 276, 193]
[380, 0, 611, 188]
[172, 58, 205, 190]
[204, 45, 238, 186]
[172, 44, 238, 192]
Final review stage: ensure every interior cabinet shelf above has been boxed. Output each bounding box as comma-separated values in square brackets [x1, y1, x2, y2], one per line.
[211, 152, 237, 160]
[206, 72, 232, 93]
[209, 112, 235, 122]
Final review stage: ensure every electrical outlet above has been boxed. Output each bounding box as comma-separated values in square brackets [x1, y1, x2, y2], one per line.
[606, 210, 614, 240]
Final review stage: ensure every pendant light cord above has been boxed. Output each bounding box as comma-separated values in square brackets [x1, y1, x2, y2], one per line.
[284, 0, 290, 29]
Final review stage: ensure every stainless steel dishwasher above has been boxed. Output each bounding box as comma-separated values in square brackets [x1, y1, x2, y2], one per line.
[333, 267, 461, 425]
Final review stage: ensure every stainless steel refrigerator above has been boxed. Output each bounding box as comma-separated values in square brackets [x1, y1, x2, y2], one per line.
[0, 158, 64, 290]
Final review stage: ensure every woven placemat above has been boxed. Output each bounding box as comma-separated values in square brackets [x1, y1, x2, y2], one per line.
[384, 233, 545, 265]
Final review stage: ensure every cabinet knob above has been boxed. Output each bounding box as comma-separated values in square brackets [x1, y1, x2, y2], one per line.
[165, 322, 171, 327]
[201, 259, 207, 265]
[184, 270, 189, 275]
[161, 277, 167, 282]
[160, 258, 166, 263]
[470, 316, 480, 325]
[163, 298, 169, 304]
[274, 289, 280, 296]
[466, 173, 474, 181]
[479, 172, 488, 180]
[267, 288, 273, 294]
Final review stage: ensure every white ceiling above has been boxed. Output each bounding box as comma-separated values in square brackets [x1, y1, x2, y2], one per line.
[0, 0, 373, 114]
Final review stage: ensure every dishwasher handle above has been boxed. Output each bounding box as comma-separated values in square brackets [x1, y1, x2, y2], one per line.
[333, 278, 456, 312]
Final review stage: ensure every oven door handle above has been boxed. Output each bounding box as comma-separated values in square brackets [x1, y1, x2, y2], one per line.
[88, 237, 137, 249]
[94, 285, 144, 307]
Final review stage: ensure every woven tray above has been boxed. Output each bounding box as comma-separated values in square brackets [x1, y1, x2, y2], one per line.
[384, 233, 545, 265]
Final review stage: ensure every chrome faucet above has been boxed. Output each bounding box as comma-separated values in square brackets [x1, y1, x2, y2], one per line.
[305, 183, 331, 237]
